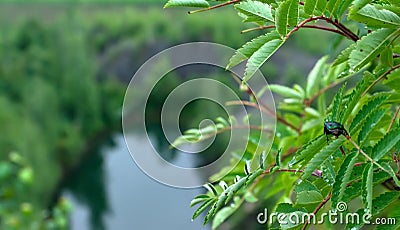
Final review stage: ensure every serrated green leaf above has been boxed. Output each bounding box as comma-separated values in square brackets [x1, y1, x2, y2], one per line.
[336, 0, 354, 18]
[371, 191, 400, 215]
[380, 45, 394, 67]
[382, 162, 400, 187]
[346, 192, 400, 229]
[350, 0, 372, 13]
[275, 149, 282, 168]
[293, 84, 305, 96]
[192, 198, 215, 220]
[294, 180, 319, 192]
[306, 56, 328, 98]
[227, 31, 281, 69]
[358, 109, 386, 145]
[349, 4, 400, 28]
[349, 95, 388, 132]
[331, 82, 346, 121]
[361, 162, 373, 215]
[305, 107, 321, 118]
[204, 168, 263, 225]
[294, 181, 324, 205]
[315, 0, 328, 14]
[349, 28, 397, 71]
[275, 203, 308, 229]
[321, 160, 336, 185]
[326, 0, 340, 18]
[244, 38, 284, 81]
[204, 183, 219, 197]
[296, 190, 324, 204]
[341, 72, 374, 123]
[302, 137, 345, 179]
[287, 0, 299, 27]
[289, 135, 326, 167]
[269, 84, 303, 99]
[235, 0, 274, 23]
[191, 194, 211, 207]
[343, 170, 391, 202]
[372, 127, 400, 161]
[275, 0, 299, 36]
[225, 177, 247, 204]
[331, 151, 358, 210]
[245, 168, 264, 186]
[383, 68, 400, 90]
[164, 0, 209, 8]
[304, 0, 317, 16]
[332, 43, 357, 67]
[301, 118, 324, 132]
[212, 197, 241, 229]
[204, 193, 227, 224]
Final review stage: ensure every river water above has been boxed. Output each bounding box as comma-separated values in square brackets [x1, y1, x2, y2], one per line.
[64, 134, 209, 230]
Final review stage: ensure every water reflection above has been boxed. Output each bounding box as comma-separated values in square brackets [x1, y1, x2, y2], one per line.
[64, 135, 208, 230]
[62, 142, 109, 230]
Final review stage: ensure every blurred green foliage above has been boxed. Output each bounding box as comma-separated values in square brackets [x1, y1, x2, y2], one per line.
[0, 3, 332, 228]
[0, 6, 124, 208]
[0, 152, 71, 229]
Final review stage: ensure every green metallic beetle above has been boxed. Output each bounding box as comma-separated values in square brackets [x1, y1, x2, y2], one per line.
[324, 121, 349, 142]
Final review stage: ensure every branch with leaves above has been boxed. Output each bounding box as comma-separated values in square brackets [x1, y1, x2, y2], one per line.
[165, 0, 400, 229]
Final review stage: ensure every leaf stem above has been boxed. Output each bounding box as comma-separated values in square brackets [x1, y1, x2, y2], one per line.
[263, 168, 322, 177]
[332, 19, 359, 42]
[301, 193, 332, 230]
[347, 137, 389, 173]
[199, 125, 273, 141]
[305, 78, 346, 106]
[387, 106, 400, 132]
[188, 0, 240, 14]
[226, 100, 301, 133]
[241, 25, 275, 34]
[362, 63, 400, 96]
[286, 16, 359, 41]
[242, 24, 348, 37]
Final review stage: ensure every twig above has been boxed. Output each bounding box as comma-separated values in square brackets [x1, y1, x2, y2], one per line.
[226, 100, 301, 133]
[286, 16, 359, 41]
[286, 16, 324, 39]
[242, 24, 348, 37]
[226, 100, 274, 116]
[198, 125, 273, 141]
[301, 193, 332, 230]
[263, 168, 322, 177]
[302, 25, 347, 37]
[305, 78, 346, 106]
[332, 19, 359, 42]
[347, 137, 390, 173]
[188, 0, 240, 14]
[362, 63, 400, 96]
[389, 31, 400, 46]
[241, 25, 275, 34]
[387, 106, 400, 132]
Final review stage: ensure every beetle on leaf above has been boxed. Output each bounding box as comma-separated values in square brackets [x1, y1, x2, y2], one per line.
[324, 121, 349, 142]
